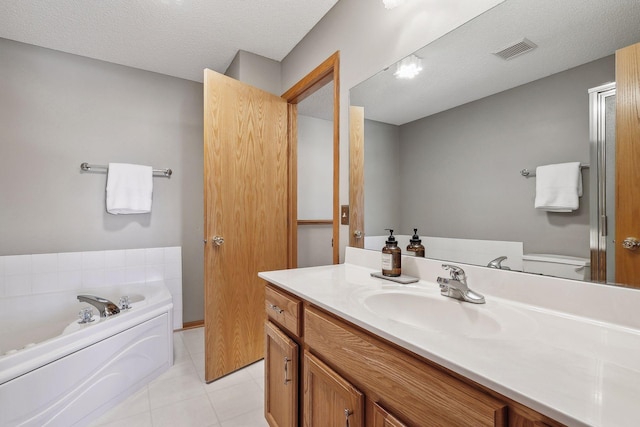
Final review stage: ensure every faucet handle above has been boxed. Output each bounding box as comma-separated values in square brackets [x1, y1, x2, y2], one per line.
[119, 295, 131, 310]
[78, 307, 95, 324]
[442, 264, 466, 280]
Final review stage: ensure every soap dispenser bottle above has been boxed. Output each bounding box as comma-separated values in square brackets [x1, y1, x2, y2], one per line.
[406, 228, 425, 258]
[382, 229, 401, 277]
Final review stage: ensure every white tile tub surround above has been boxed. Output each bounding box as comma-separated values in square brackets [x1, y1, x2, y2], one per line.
[0, 246, 183, 330]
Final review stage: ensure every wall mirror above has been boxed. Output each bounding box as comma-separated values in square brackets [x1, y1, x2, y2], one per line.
[349, 0, 640, 287]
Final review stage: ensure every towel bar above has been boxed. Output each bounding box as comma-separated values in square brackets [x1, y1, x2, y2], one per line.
[520, 163, 589, 177]
[80, 162, 172, 177]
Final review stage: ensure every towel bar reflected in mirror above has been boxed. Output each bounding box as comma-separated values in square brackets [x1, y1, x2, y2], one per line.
[520, 163, 589, 178]
[80, 162, 172, 177]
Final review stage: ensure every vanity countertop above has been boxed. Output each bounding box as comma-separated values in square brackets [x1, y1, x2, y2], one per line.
[259, 250, 640, 427]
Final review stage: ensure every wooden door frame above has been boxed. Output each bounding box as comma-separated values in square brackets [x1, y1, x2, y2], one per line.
[349, 106, 365, 249]
[282, 51, 340, 267]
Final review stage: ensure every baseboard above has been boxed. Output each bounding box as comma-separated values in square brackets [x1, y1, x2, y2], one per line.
[180, 320, 204, 330]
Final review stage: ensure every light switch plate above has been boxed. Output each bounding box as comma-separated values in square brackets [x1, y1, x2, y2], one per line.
[341, 205, 350, 225]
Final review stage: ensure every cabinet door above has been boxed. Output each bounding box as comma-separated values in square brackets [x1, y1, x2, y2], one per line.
[372, 403, 408, 427]
[303, 352, 363, 427]
[265, 321, 299, 427]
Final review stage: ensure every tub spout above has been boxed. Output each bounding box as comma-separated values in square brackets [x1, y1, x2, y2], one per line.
[77, 295, 120, 317]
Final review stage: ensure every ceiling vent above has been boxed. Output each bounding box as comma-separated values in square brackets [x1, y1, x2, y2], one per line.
[493, 38, 537, 60]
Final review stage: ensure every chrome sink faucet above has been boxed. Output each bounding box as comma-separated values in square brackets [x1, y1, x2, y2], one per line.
[436, 264, 486, 304]
[77, 295, 121, 317]
[487, 256, 511, 270]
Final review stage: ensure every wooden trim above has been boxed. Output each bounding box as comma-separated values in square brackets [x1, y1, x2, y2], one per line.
[288, 103, 298, 269]
[332, 55, 341, 264]
[283, 51, 340, 265]
[180, 320, 204, 330]
[282, 52, 339, 104]
[298, 219, 333, 225]
[349, 106, 365, 248]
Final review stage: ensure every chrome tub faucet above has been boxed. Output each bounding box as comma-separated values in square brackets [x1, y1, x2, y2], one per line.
[77, 295, 121, 317]
[436, 264, 486, 304]
[487, 256, 511, 270]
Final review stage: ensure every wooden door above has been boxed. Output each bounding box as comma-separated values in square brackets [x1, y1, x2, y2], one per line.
[265, 322, 299, 427]
[303, 352, 363, 427]
[203, 69, 288, 382]
[349, 106, 365, 248]
[615, 43, 640, 287]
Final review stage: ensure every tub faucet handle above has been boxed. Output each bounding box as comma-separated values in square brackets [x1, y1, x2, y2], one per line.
[78, 307, 95, 324]
[119, 295, 131, 310]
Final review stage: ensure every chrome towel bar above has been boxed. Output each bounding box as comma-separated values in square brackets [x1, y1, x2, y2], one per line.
[80, 162, 172, 177]
[520, 163, 589, 177]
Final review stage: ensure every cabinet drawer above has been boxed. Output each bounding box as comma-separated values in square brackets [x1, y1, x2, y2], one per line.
[265, 285, 301, 337]
[305, 306, 507, 427]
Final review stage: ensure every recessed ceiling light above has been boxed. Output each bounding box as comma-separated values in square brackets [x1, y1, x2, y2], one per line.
[383, 0, 405, 9]
[394, 55, 423, 79]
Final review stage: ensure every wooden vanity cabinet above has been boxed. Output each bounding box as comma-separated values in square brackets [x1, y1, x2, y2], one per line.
[305, 306, 507, 426]
[265, 285, 302, 427]
[265, 321, 299, 427]
[304, 352, 364, 427]
[264, 282, 565, 427]
[371, 403, 408, 427]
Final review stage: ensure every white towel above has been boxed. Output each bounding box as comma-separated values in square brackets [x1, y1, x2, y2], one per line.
[106, 163, 153, 214]
[534, 162, 582, 212]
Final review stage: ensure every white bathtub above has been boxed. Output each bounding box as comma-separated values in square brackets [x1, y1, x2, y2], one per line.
[0, 281, 174, 427]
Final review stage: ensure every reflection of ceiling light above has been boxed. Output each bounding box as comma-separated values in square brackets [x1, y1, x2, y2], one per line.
[383, 0, 405, 9]
[394, 55, 423, 79]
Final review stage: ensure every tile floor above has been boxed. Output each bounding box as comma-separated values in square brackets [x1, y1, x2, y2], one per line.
[90, 327, 268, 427]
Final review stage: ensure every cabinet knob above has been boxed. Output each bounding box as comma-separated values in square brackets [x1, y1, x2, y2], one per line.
[353, 230, 363, 239]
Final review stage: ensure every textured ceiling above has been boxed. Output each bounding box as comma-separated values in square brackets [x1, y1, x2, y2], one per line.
[0, 0, 338, 83]
[351, 0, 640, 125]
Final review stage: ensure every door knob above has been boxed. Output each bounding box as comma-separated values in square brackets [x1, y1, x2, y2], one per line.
[212, 236, 225, 246]
[622, 237, 640, 251]
[353, 230, 363, 239]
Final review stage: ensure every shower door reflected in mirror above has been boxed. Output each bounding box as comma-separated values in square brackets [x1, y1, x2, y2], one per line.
[589, 83, 616, 283]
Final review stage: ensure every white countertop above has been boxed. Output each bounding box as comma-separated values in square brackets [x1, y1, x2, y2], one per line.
[259, 249, 640, 427]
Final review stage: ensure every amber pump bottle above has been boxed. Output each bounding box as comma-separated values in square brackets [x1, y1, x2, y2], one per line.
[406, 228, 425, 258]
[381, 229, 402, 277]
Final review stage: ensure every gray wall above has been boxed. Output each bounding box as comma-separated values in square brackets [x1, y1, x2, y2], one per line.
[0, 38, 204, 323]
[281, 0, 503, 260]
[364, 119, 401, 235]
[225, 50, 282, 95]
[397, 55, 615, 257]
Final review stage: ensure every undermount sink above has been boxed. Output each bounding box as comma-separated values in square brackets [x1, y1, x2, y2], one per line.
[359, 287, 532, 338]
